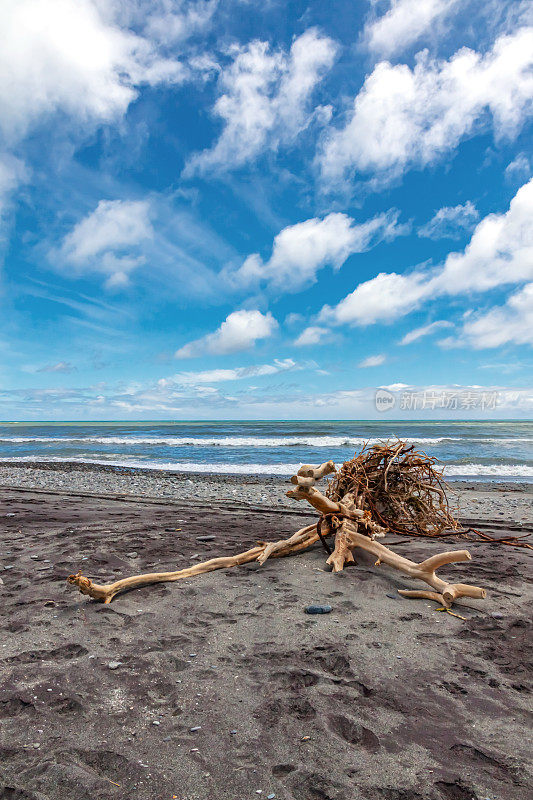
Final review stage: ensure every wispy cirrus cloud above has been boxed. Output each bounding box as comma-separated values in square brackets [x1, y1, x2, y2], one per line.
[418, 201, 479, 240]
[399, 320, 453, 345]
[505, 152, 531, 182]
[169, 357, 298, 385]
[358, 354, 386, 367]
[36, 361, 77, 374]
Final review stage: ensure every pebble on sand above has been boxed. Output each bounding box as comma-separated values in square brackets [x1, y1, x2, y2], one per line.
[107, 661, 122, 670]
[189, 726, 201, 732]
[304, 605, 332, 614]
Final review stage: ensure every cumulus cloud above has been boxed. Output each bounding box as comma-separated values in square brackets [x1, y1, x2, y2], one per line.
[358, 354, 386, 367]
[432, 178, 533, 294]
[363, 0, 460, 57]
[229, 210, 406, 294]
[399, 320, 453, 345]
[184, 28, 337, 175]
[319, 27, 533, 186]
[447, 283, 533, 348]
[321, 177, 533, 327]
[418, 201, 479, 239]
[321, 270, 429, 326]
[294, 326, 330, 346]
[60, 199, 153, 287]
[0, 0, 188, 143]
[175, 309, 278, 358]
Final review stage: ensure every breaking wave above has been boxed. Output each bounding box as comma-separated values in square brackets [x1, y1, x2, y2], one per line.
[0, 456, 532, 478]
[0, 435, 531, 446]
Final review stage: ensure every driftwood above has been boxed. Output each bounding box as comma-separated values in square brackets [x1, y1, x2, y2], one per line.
[68, 442, 488, 609]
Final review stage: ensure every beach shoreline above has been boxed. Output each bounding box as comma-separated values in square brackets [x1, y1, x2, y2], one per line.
[0, 460, 531, 523]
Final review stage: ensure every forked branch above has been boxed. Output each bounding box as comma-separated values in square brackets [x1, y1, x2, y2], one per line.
[67, 447, 488, 609]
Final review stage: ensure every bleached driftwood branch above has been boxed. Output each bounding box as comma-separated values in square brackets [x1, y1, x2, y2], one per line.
[67, 457, 486, 609]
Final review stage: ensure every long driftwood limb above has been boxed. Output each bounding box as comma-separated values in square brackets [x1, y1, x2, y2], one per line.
[67, 454, 487, 609]
[68, 524, 319, 604]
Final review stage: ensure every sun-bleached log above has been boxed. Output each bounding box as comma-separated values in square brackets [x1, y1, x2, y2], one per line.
[326, 518, 356, 572]
[286, 484, 346, 515]
[297, 460, 336, 480]
[256, 523, 317, 565]
[335, 520, 486, 607]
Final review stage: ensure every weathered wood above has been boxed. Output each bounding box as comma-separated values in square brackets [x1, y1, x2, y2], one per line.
[67, 452, 487, 609]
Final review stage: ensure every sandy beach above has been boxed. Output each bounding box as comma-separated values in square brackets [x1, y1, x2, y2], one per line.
[0, 465, 531, 800]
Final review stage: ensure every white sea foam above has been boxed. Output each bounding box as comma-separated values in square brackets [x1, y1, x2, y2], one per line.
[0, 435, 531, 446]
[0, 456, 532, 478]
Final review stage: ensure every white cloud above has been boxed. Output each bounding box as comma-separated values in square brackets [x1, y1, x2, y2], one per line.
[175, 309, 278, 358]
[0, 0, 186, 143]
[399, 320, 453, 345]
[172, 358, 297, 384]
[450, 283, 533, 348]
[432, 178, 533, 294]
[0, 153, 28, 232]
[36, 361, 76, 373]
[144, 0, 217, 46]
[321, 270, 429, 326]
[60, 199, 153, 287]
[229, 210, 406, 294]
[294, 326, 330, 346]
[319, 27, 533, 185]
[505, 152, 531, 181]
[358, 354, 386, 367]
[418, 201, 479, 239]
[184, 28, 337, 175]
[321, 177, 533, 327]
[364, 0, 459, 57]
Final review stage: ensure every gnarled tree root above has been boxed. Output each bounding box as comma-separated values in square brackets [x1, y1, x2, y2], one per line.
[67, 458, 487, 608]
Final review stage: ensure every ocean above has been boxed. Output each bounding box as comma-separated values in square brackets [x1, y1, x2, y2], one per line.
[0, 420, 532, 481]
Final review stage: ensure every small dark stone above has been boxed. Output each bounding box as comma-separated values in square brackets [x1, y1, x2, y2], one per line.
[491, 612, 504, 619]
[323, 563, 333, 572]
[304, 605, 332, 615]
[230, 730, 237, 735]
[196, 535, 216, 542]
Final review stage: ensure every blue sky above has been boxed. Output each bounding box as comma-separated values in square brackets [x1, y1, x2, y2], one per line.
[0, 0, 532, 420]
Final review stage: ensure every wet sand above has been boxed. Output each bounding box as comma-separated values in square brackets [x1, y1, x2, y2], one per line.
[0, 482, 532, 800]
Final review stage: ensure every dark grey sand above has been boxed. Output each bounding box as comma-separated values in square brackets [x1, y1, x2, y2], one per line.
[0, 465, 532, 800]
